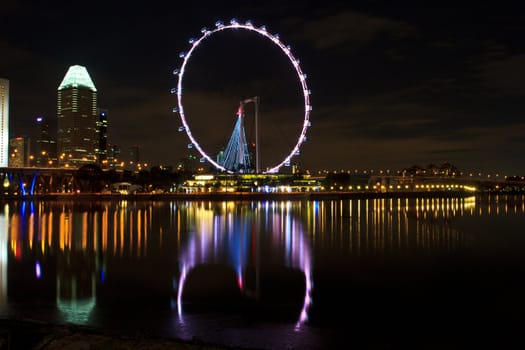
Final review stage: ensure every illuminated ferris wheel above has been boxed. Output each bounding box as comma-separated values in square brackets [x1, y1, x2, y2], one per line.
[172, 19, 312, 174]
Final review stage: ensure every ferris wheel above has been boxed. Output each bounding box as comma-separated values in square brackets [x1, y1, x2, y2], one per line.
[172, 19, 312, 173]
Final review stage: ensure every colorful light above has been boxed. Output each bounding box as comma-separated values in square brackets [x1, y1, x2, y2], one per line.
[35, 261, 41, 279]
[173, 20, 311, 174]
[58, 65, 97, 92]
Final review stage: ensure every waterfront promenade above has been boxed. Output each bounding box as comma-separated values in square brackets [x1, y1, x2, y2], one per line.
[0, 318, 230, 350]
[0, 190, 475, 202]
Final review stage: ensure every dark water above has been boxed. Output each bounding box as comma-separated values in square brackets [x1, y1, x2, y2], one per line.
[0, 195, 524, 348]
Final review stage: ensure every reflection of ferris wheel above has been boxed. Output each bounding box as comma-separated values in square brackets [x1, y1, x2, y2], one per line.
[172, 19, 312, 174]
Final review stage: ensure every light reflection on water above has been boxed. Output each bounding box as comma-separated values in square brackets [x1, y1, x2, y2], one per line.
[303, 196, 477, 255]
[176, 201, 312, 330]
[0, 195, 524, 347]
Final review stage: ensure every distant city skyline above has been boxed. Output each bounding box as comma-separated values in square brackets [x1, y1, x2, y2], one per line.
[1, 2, 525, 174]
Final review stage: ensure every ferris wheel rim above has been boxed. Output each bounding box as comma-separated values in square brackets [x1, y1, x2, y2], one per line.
[173, 19, 311, 174]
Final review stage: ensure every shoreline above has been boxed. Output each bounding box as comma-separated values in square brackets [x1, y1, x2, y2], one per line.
[0, 190, 479, 202]
[0, 317, 234, 349]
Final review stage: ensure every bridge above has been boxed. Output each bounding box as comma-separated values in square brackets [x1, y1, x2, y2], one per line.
[0, 167, 80, 196]
[365, 174, 525, 192]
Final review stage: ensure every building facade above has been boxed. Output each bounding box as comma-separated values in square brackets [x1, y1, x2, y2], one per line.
[95, 108, 108, 168]
[0, 79, 9, 167]
[57, 65, 98, 167]
[108, 144, 121, 169]
[128, 145, 140, 163]
[35, 116, 57, 167]
[9, 136, 31, 167]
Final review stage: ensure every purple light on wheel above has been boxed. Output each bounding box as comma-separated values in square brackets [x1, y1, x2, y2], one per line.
[173, 20, 311, 174]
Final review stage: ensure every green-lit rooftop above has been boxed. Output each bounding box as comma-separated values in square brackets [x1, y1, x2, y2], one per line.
[58, 65, 97, 91]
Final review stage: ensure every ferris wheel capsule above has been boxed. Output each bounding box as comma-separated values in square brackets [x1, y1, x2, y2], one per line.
[172, 68, 180, 75]
[188, 38, 196, 44]
[179, 51, 186, 58]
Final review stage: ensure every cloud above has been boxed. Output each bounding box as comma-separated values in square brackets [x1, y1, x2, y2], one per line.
[477, 53, 525, 96]
[99, 83, 179, 164]
[302, 117, 525, 173]
[300, 74, 525, 172]
[289, 11, 417, 50]
[427, 148, 475, 155]
[312, 91, 454, 141]
[0, 0, 17, 13]
[0, 39, 34, 69]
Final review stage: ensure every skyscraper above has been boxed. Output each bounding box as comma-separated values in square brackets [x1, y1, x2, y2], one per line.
[128, 145, 140, 163]
[108, 144, 121, 169]
[9, 136, 30, 167]
[57, 65, 97, 167]
[35, 116, 57, 167]
[0, 79, 9, 167]
[95, 108, 108, 168]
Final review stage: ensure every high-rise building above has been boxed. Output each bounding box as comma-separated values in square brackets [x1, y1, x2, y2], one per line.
[107, 144, 122, 169]
[0, 79, 9, 167]
[125, 144, 142, 171]
[9, 136, 31, 167]
[57, 65, 98, 167]
[96, 108, 108, 168]
[128, 145, 140, 163]
[35, 116, 57, 167]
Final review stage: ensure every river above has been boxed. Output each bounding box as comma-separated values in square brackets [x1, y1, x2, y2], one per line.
[0, 194, 524, 348]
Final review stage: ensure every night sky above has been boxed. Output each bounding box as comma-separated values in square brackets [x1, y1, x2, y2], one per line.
[2, 1, 525, 175]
